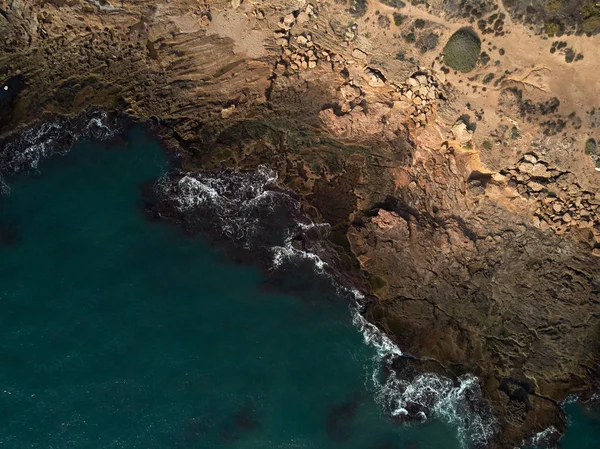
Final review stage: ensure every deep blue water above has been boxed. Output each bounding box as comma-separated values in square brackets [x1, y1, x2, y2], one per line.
[0, 126, 598, 449]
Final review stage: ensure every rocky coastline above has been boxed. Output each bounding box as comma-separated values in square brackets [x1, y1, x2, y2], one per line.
[2, 1, 600, 447]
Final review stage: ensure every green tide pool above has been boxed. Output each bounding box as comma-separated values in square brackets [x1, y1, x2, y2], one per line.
[0, 127, 598, 449]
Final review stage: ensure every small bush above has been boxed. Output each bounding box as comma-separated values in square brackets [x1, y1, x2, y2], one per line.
[349, 0, 368, 17]
[405, 32, 416, 43]
[585, 138, 597, 154]
[545, 20, 561, 36]
[442, 28, 481, 73]
[378, 14, 391, 29]
[511, 126, 520, 139]
[393, 12, 405, 26]
[417, 32, 439, 53]
[379, 0, 406, 7]
[482, 73, 495, 84]
[482, 139, 493, 150]
[478, 51, 491, 67]
[582, 16, 600, 34]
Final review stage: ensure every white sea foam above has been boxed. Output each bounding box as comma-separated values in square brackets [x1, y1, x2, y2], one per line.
[159, 165, 497, 448]
[0, 111, 116, 182]
[0, 176, 9, 195]
[517, 426, 560, 449]
[271, 222, 329, 272]
[348, 289, 495, 448]
[160, 165, 331, 268]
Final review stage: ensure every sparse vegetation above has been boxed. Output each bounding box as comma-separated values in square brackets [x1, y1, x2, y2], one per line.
[511, 126, 520, 140]
[565, 48, 575, 63]
[379, 0, 406, 7]
[482, 73, 495, 84]
[508, 0, 600, 36]
[581, 1, 600, 34]
[585, 138, 597, 154]
[442, 28, 481, 73]
[393, 13, 405, 26]
[582, 16, 600, 34]
[405, 32, 416, 43]
[545, 20, 562, 36]
[348, 0, 368, 17]
[378, 14, 391, 29]
[482, 139, 493, 150]
[547, 0, 566, 14]
[478, 51, 490, 66]
[417, 32, 439, 53]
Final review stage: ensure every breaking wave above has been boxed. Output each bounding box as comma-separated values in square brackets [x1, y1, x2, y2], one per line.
[350, 290, 496, 449]
[158, 165, 497, 448]
[519, 426, 561, 449]
[157, 166, 330, 272]
[0, 110, 117, 192]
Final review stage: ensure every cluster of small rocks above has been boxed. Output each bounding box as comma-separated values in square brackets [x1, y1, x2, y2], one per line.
[500, 154, 600, 235]
[276, 32, 333, 72]
[343, 24, 359, 43]
[396, 72, 443, 127]
[276, 3, 317, 32]
[274, 5, 333, 73]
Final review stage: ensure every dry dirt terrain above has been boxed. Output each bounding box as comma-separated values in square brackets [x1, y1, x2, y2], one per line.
[1, 0, 600, 447]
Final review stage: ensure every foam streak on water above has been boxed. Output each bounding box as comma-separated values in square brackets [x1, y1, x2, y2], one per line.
[159, 165, 497, 449]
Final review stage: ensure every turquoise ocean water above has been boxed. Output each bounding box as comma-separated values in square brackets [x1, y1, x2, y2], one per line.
[0, 126, 598, 448]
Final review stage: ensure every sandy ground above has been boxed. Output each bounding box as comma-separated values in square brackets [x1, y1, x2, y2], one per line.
[354, 0, 600, 186]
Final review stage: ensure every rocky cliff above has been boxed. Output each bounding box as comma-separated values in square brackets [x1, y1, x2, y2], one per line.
[1, 0, 599, 447]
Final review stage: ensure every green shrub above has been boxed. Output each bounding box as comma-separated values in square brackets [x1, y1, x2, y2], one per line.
[582, 16, 600, 34]
[545, 20, 561, 36]
[379, 0, 406, 7]
[393, 12, 405, 26]
[417, 32, 439, 53]
[511, 126, 520, 139]
[482, 73, 495, 84]
[482, 139, 493, 150]
[585, 138, 597, 154]
[405, 32, 416, 43]
[442, 28, 481, 73]
[349, 0, 368, 17]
